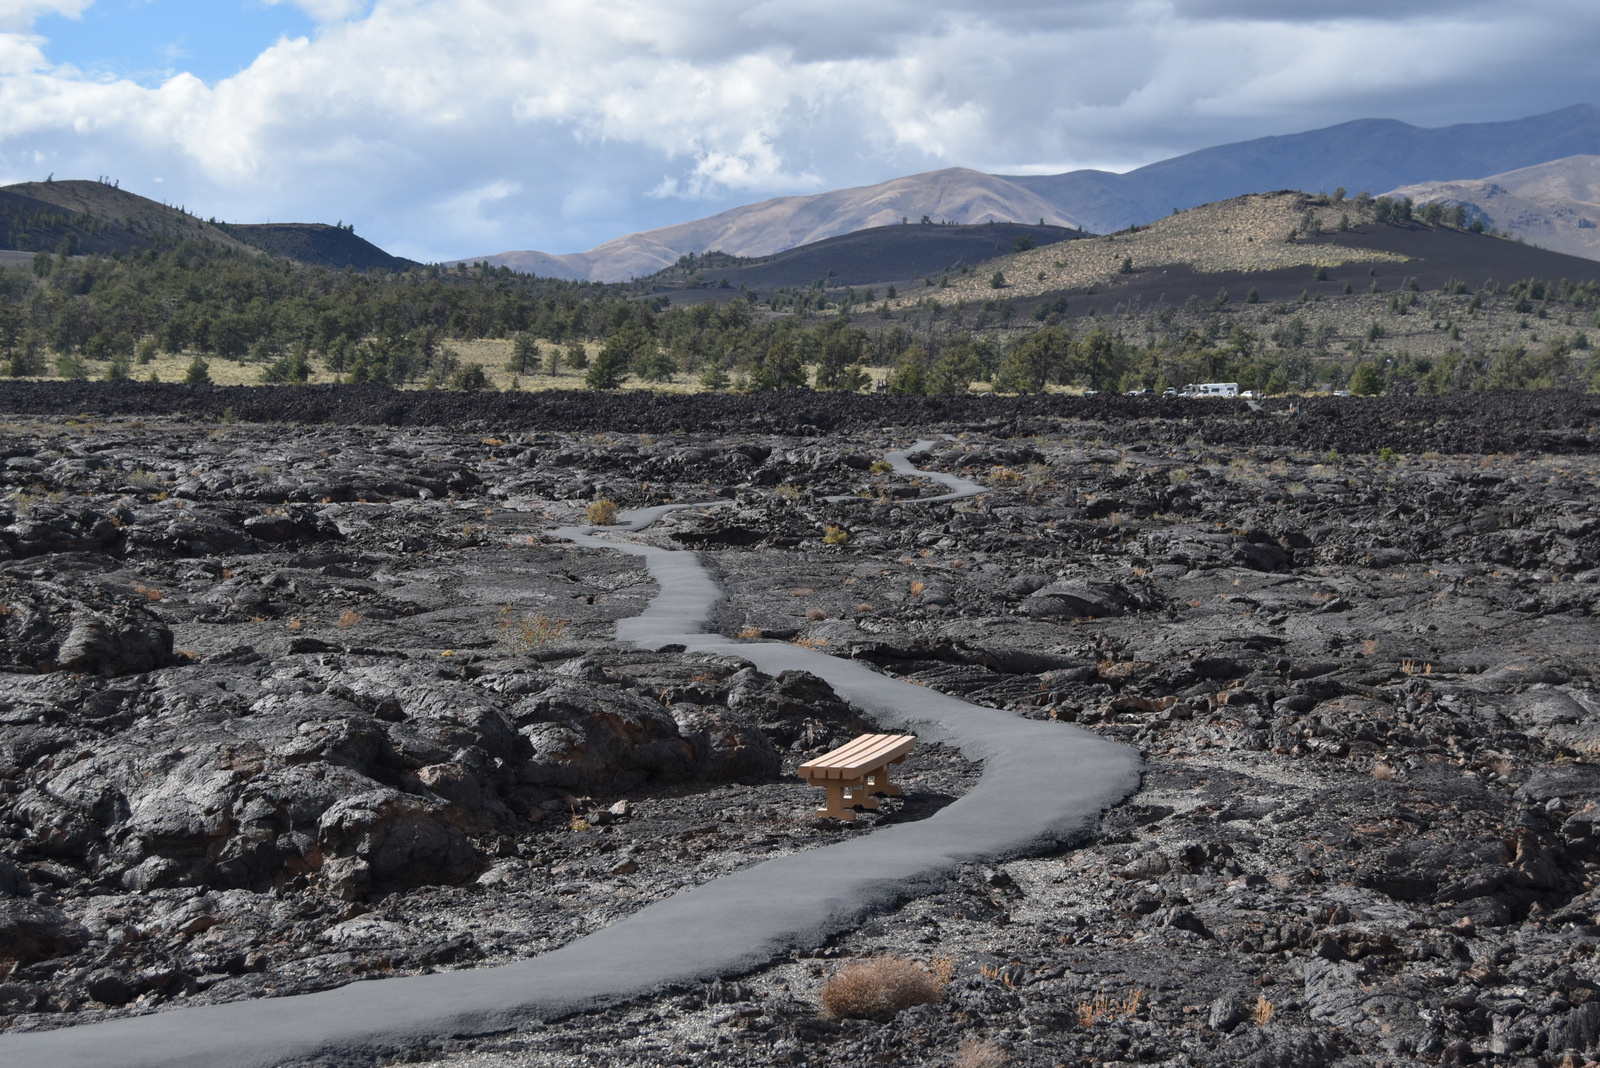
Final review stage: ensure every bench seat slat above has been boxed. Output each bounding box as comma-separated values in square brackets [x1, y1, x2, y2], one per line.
[798, 733, 902, 776]
[799, 734, 880, 770]
[799, 733, 916, 779]
[800, 735, 895, 776]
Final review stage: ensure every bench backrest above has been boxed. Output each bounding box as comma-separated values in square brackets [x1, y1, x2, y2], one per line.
[799, 733, 916, 779]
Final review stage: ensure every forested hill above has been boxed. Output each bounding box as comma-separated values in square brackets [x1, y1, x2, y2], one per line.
[219, 223, 417, 272]
[0, 179, 413, 271]
[0, 181, 258, 258]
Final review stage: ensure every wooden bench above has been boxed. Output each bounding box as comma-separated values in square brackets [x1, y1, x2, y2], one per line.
[798, 733, 916, 821]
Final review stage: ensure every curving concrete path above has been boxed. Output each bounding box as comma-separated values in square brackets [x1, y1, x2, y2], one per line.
[0, 441, 1141, 1068]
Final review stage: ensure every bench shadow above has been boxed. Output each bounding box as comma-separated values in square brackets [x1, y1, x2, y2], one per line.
[869, 788, 962, 825]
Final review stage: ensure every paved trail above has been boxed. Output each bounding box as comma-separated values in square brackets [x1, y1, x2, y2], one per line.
[0, 442, 1140, 1068]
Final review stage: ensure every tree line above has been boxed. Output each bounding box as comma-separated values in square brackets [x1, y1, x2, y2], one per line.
[1, 238, 1597, 395]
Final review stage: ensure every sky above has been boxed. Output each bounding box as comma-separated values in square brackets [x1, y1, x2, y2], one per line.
[1, 0, 1598, 262]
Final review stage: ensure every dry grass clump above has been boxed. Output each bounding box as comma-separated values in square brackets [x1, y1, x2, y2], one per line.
[819, 956, 947, 1021]
[1076, 987, 1144, 1027]
[954, 1037, 1011, 1067]
[585, 499, 619, 525]
[337, 608, 362, 628]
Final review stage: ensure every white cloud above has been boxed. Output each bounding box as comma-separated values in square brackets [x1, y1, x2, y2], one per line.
[0, 0, 91, 34]
[0, 0, 1596, 260]
[261, 0, 370, 23]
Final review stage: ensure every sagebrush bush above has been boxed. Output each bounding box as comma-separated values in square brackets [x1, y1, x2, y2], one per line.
[819, 956, 945, 1021]
[586, 499, 618, 525]
[498, 608, 567, 653]
[954, 1037, 1011, 1068]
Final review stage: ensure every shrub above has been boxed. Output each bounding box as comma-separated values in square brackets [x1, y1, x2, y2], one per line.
[498, 608, 567, 652]
[261, 349, 312, 384]
[449, 361, 490, 390]
[699, 363, 730, 391]
[869, 459, 893, 474]
[586, 499, 619, 525]
[183, 356, 212, 385]
[1348, 361, 1383, 395]
[822, 524, 850, 546]
[337, 608, 362, 628]
[819, 957, 945, 1021]
[955, 1038, 1011, 1068]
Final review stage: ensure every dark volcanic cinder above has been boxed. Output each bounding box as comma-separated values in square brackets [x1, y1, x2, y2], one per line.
[1, 381, 1599, 455]
[0, 394, 1597, 1067]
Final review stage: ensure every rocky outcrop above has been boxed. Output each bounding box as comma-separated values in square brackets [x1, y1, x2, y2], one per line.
[0, 575, 174, 675]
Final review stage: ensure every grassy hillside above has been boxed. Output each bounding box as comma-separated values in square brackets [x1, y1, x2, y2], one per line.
[877, 191, 1600, 394]
[905, 192, 1412, 304]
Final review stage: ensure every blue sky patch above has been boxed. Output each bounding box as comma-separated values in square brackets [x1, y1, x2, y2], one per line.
[34, 0, 316, 85]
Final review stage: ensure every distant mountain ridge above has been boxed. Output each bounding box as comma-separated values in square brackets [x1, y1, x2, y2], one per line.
[463, 104, 1600, 282]
[0, 180, 416, 271]
[1004, 104, 1600, 234]
[468, 168, 1087, 282]
[1386, 155, 1600, 262]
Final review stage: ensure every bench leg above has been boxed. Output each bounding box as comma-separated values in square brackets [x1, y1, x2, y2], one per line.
[814, 780, 855, 821]
[865, 761, 903, 797]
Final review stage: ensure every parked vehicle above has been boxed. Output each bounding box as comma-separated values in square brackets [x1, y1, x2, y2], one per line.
[1180, 382, 1240, 398]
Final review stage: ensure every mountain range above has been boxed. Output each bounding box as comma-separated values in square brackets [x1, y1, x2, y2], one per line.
[462, 104, 1600, 283]
[1387, 155, 1600, 262]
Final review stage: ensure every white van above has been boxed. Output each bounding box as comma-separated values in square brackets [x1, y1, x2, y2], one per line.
[1181, 382, 1239, 398]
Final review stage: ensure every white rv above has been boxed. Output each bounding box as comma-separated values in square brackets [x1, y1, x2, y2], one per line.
[1181, 382, 1239, 398]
